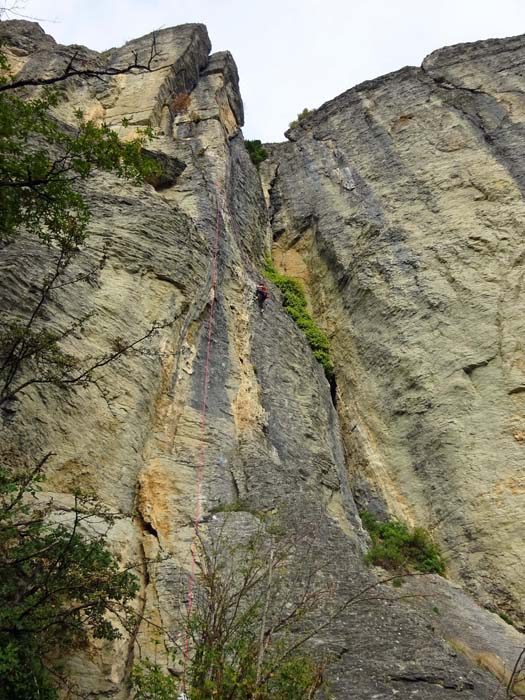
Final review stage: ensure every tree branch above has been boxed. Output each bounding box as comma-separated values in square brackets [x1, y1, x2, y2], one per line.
[0, 32, 165, 93]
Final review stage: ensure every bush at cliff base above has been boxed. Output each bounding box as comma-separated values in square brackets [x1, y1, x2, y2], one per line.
[0, 460, 140, 699]
[361, 511, 445, 575]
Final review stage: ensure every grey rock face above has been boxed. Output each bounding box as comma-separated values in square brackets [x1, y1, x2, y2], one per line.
[261, 33, 525, 629]
[0, 20, 522, 700]
[0, 19, 56, 53]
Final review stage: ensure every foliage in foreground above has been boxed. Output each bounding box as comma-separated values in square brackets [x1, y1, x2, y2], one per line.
[0, 47, 161, 699]
[133, 653, 323, 700]
[264, 258, 334, 379]
[131, 659, 179, 700]
[0, 49, 161, 407]
[245, 139, 268, 167]
[0, 64, 159, 248]
[361, 511, 445, 575]
[0, 457, 139, 699]
[132, 522, 327, 700]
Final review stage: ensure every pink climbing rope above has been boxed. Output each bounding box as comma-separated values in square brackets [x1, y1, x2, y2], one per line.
[181, 178, 258, 692]
[182, 191, 221, 685]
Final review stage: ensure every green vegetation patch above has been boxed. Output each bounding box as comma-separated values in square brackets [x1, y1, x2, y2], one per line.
[498, 611, 515, 627]
[209, 499, 247, 514]
[264, 259, 334, 379]
[361, 511, 445, 575]
[0, 462, 139, 700]
[245, 139, 268, 167]
[289, 107, 313, 129]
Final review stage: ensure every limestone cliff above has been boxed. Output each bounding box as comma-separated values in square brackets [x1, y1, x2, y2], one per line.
[261, 31, 525, 625]
[0, 19, 524, 699]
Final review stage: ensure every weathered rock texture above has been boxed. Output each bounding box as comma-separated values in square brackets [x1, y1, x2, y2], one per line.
[0, 19, 524, 700]
[262, 32, 525, 627]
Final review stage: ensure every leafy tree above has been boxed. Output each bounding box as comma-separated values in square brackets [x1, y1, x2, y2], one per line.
[0, 46, 162, 407]
[132, 508, 444, 700]
[0, 36, 165, 698]
[131, 659, 179, 700]
[0, 92, 157, 246]
[0, 454, 139, 699]
[133, 521, 329, 700]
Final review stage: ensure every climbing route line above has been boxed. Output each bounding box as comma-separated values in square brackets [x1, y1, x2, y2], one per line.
[181, 170, 263, 690]
[182, 186, 222, 685]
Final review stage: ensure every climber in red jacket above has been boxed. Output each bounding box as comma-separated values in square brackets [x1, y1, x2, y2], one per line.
[255, 284, 270, 312]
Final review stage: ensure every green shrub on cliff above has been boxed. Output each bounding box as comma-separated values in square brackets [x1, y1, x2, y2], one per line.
[245, 139, 268, 167]
[361, 511, 445, 575]
[263, 259, 334, 379]
[289, 107, 312, 129]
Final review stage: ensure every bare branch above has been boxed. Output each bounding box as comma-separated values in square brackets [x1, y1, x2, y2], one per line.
[0, 32, 167, 94]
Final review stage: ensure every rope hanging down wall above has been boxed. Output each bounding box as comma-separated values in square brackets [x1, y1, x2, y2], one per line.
[182, 188, 222, 685]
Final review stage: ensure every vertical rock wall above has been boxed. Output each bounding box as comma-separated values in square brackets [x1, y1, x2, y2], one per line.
[261, 33, 525, 626]
[0, 20, 523, 699]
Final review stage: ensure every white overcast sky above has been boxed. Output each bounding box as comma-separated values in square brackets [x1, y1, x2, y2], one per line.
[13, 0, 525, 141]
